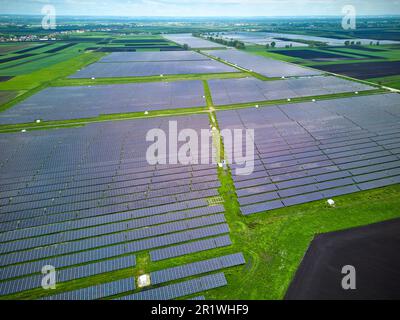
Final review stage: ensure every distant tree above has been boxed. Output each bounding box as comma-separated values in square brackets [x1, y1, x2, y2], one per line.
[376, 41, 380, 46]
[265, 44, 270, 49]
[183, 44, 189, 50]
[235, 41, 245, 49]
[344, 40, 350, 46]
[370, 41, 373, 45]
[271, 41, 276, 48]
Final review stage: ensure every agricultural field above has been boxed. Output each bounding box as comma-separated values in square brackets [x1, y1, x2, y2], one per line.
[0, 18, 399, 303]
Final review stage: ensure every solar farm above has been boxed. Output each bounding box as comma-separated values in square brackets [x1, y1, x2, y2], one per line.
[204, 49, 322, 77]
[215, 31, 400, 47]
[0, 29, 400, 301]
[219, 93, 400, 215]
[70, 51, 238, 78]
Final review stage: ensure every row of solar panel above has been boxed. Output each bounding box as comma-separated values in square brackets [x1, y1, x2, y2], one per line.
[2, 174, 217, 212]
[0, 157, 216, 187]
[0, 234, 231, 281]
[234, 148, 400, 186]
[0, 114, 209, 159]
[0, 224, 230, 268]
[0, 164, 217, 199]
[0, 171, 218, 207]
[117, 273, 227, 300]
[266, 126, 400, 147]
[1, 212, 226, 256]
[0, 214, 227, 255]
[150, 235, 232, 261]
[0, 243, 128, 280]
[0, 177, 219, 214]
[0, 179, 221, 219]
[236, 153, 400, 196]
[252, 128, 378, 149]
[6, 159, 216, 183]
[1, 205, 225, 243]
[0, 255, 136, 296]
[238, 154, 400, 191]
[2, 189, 219, 223]
[237, 158, 400, 203]
[42, 277, 136, 300]
[234, 143, 377, 175]
[243, 172, 400, 215]
[241, 173, 400, 215]
[0, 176, 220, 210]
[151, 253, 245, 285]
[251, 142, 399, 168]
[0, 198, 209, 232]
[256, 143, 392, 169]
[227, 120, 400, 154]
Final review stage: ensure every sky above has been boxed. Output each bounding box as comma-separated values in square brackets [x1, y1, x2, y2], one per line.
[1, 0, 400, 17]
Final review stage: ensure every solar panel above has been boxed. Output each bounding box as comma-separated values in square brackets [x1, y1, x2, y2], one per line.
[42, 277, 135, 300]
[164, 34, 225, 49]
[207, 76, 374, 106]
[203, 49, 321, 77]
[0, 82, 207, 124]
[0, 255, 136, 296]
[151, 253, 244, 285]
[218, 94, 400, 216]
[70, 59, 237, 79]
[150, 235, 232, 261]
[116, 273, 228, 300]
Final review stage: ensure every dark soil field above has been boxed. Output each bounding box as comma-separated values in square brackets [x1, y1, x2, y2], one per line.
[328, 46, 386, 52]
[0, 54, 36, 64]
[311, 61, 400, 79]
[323, 48, 386, 59]
[44, 43, 77, 53]
[0, 76, 13, 82]
[275, 49, 358, 61]
[285, 218, 400, 300]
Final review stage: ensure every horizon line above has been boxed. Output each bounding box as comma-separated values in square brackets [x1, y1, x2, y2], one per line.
[1, 14, 400, 18]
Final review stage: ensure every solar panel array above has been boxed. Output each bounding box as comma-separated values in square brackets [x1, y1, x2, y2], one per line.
[163, 34, 226, 49]
[99, 51, 211, 63]
[117, 273, 228, 300]
[203, 49, 322, 77]
[217, 93, 400, 215]
[70, 55, 237, 78]
[0, 81, 206, 124]
[42, 277, 136, 300]
[0, 114, 238, 298]
[241, 32, 400, 46]
[208, 76, 375, 106]
[150, 253, 245, 285]
[150, 235, 232, 261]
[219, 32, 307, 48]
[1, 255, 136, 296]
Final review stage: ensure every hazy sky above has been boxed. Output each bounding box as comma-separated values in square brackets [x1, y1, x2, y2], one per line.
[1, 0, 400, 17]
